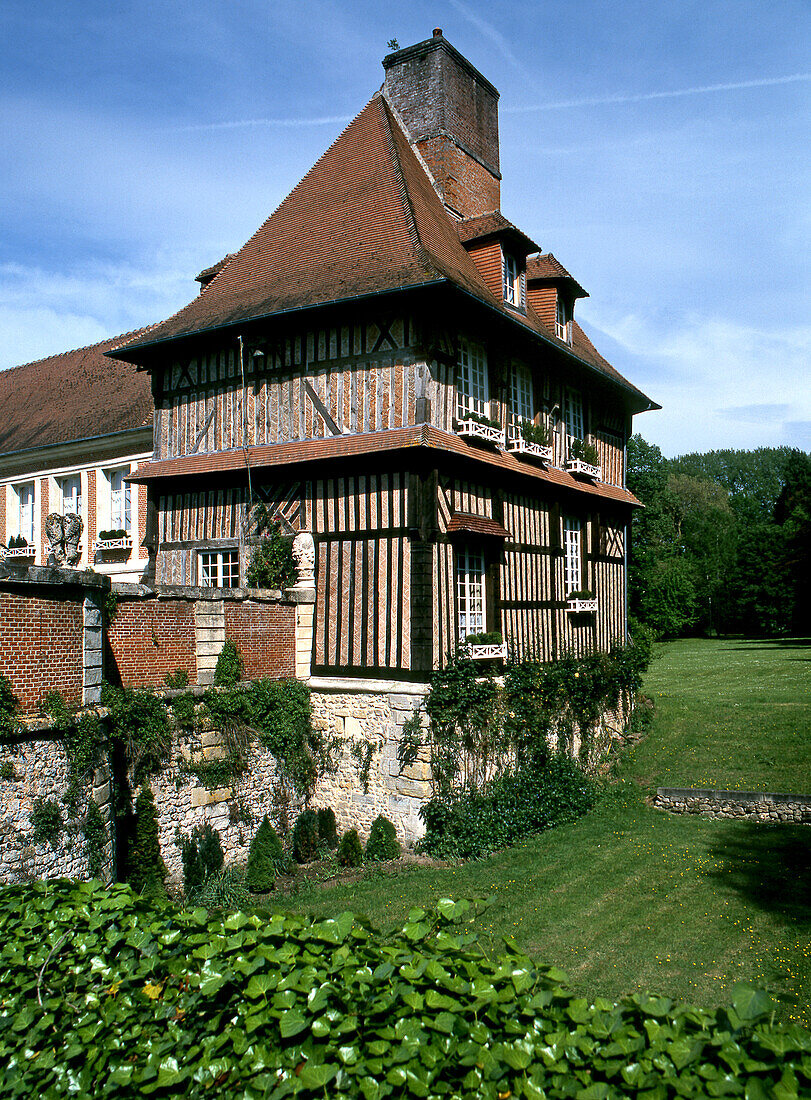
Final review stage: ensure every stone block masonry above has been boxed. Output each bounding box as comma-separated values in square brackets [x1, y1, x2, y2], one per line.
[654, 788, 811, 825]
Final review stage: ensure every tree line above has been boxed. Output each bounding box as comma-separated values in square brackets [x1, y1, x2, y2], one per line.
[627, 438, 810, 637]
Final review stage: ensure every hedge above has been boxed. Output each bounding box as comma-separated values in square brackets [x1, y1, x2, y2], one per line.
[1, 881, 809, 1098]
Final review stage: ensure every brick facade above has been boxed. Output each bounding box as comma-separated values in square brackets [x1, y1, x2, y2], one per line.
[0, 589, 84, 711]
[108, 597, 197, 688]
[224, 601, 296, 680]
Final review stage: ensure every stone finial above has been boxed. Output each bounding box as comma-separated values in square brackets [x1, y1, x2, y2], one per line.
[291, 530, 316, 589]
[45, 513, 66, 566]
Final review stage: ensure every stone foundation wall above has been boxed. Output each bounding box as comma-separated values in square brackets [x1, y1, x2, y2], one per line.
[0, 723, 114, 884]
[654, 788, 811, 825]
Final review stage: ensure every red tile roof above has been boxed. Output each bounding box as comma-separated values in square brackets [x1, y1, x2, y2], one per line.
[107, 93, 655, 411]
[527, 253, 588, 298]
[129, 425, 642, 509]
[456, 213, 540, 254]
[447, 513, 510, 538]
[0, 330, 153, 457]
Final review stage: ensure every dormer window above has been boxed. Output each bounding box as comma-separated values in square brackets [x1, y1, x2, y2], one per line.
[555, 295, 572, 344]
[502, 250, 526, 309]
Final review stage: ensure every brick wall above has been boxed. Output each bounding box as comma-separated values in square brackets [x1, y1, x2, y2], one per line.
[108, 598, 197, 688]
[0, 588, 84, 712]
[224, 600, 296, 680]
[0, 484, 5, 544]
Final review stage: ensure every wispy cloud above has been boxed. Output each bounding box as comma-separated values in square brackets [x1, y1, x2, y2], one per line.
[166, 115, 353, 133]
[447, 0, 533, 81]
[507, 73, 811, 113]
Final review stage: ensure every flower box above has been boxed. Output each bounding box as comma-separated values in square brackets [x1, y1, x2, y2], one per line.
[565, 597, 598, 613]
[507, 438, 553, 462]
[565, 458, 602, 480]
[456, 419, 506, 448]
[469, 643, 507, 660]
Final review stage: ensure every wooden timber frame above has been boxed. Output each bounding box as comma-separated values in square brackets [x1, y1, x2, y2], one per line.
[131, 287, 640, 679]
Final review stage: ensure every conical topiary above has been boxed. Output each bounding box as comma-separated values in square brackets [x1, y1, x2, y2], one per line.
[292, 808, 319, 863]
[317, 806, 338, 849]
[128, 785, 167, 895]
[336, 828, 364, 868]
[365, 814, 401, 862]
[246, 815, 282, 893]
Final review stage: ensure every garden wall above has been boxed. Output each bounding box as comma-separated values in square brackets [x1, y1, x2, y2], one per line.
[0, 566, 106, 713]
[654, 788, 811, 825]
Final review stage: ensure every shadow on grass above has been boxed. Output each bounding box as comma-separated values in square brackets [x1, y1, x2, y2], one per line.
[717, 637, 811, 653]
[707, 822, 811, 921]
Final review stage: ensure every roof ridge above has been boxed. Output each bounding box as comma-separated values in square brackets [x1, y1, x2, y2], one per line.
[3, 325, 152, 374]
[376, 94, 434, 275]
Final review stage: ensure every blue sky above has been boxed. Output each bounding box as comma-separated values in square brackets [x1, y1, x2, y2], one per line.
[1, 0, 808, 457]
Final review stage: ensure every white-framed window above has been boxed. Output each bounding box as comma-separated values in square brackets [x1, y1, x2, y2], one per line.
[565, 388, 584, 451]
[456, 546, 486, 640]
[556, 295, 572, 344]
[502, 249, 526, 309]
[13, 482, 35, 542]
[107, 468, 132, 531]
[508, 361, 534, 441]
[58, 475, 82, 517]
[199, 549, 240, 589]
[563, 517, 582, 595]
[457, 338, 489, 420]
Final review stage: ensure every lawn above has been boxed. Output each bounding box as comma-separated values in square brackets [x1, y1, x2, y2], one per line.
[279, 637, 811, 1024]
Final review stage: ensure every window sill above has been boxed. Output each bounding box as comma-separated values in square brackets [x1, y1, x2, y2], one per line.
[456, 419, 506, 447]
[507, 439, 553, 463]
[565, 459, 602, 480]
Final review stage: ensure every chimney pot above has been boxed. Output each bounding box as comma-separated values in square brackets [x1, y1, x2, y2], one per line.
[433, 27, 442, 37]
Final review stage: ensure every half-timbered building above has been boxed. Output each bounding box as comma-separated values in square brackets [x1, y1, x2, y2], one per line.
[113, 29, 657, 680]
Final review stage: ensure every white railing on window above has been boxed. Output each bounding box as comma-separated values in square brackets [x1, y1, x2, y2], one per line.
[4, 545, 35, 559]
[469, 643, 507, 660]
[456, 419, 506, 447]
[565, 597, 598, 613]
[93, 536, 133, 554]
[565, 458, 602, 480]
[507, 438, 552, 462]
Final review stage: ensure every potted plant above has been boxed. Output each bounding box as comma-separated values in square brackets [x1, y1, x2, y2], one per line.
[565, 438, 601, 479]
[463, 630, 507, 659]
[453, 410, 506, 447]
[508, 419, 553, 461]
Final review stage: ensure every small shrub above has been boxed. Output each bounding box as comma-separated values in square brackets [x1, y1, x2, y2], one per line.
[196, 865, 250, 910]
[336, 828, 364, 867]
[317, 806, 338, 849]
[175, 822, 224, 896]
[31, 798, 63, 847]
[246, 815, 284, 892]
[214, 641, 243, 686]
[83, 799, 107, 879]
[365, 815, 401, 861]
[102, 684, 171, 784]
[128, 785, 167, 895]
[292, 809, 319, 863]
[164, 668, 189, 689]
[246, 508, 296, 589]
[171, 691, 196, 730]
[0, 760, 14, 781]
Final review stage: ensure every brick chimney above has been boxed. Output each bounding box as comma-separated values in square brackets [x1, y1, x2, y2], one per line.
[383, 29, 501, 219]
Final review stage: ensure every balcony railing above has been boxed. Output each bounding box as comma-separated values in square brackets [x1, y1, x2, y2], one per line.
[565, 458, 602, 480]
[565, 597, 598, 613]
[507, 437, 553, 463]
[92, 535, 133, 554]
[456, 418, 506, 448]
[3, 545, 35, 559]
[469, 643, 508, 660]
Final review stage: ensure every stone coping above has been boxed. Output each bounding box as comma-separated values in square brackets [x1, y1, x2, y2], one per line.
[308, 676, 429, 696]
[656, 787, 811, 805]
[111, 582, 312, 604]
[0, 565, 111, 591]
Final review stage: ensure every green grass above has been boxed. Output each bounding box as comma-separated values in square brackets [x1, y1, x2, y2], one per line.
[278, 638, 811, 1024]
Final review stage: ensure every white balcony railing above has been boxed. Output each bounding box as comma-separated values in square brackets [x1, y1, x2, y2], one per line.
[565, 458, 602, 480]
[469, 643, 508, 660]
[456, 419, 506, 448]
[565, 597, 598, 613]
[507, 438, 553, 462]
[92, 536, 133, 554]
[3, 545, 35, 559]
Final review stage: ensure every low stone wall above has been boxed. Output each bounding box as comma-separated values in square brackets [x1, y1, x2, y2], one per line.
[0, 721, 114, 884]
[654, 788, 811, 825]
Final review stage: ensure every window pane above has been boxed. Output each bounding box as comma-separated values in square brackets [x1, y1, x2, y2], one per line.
[60, 476, 81, 516]
[221, 551, 240, 587]
[17, 483, 34, 541]
[566, 389, 584, 445]
[564, 517, 581, 593]
[508, 361, 533, 440]
[109, 469, 131, 530]
[457, 547, 485, 639]
[200, 552, 217, 588]
[457, 339, 489, 419]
